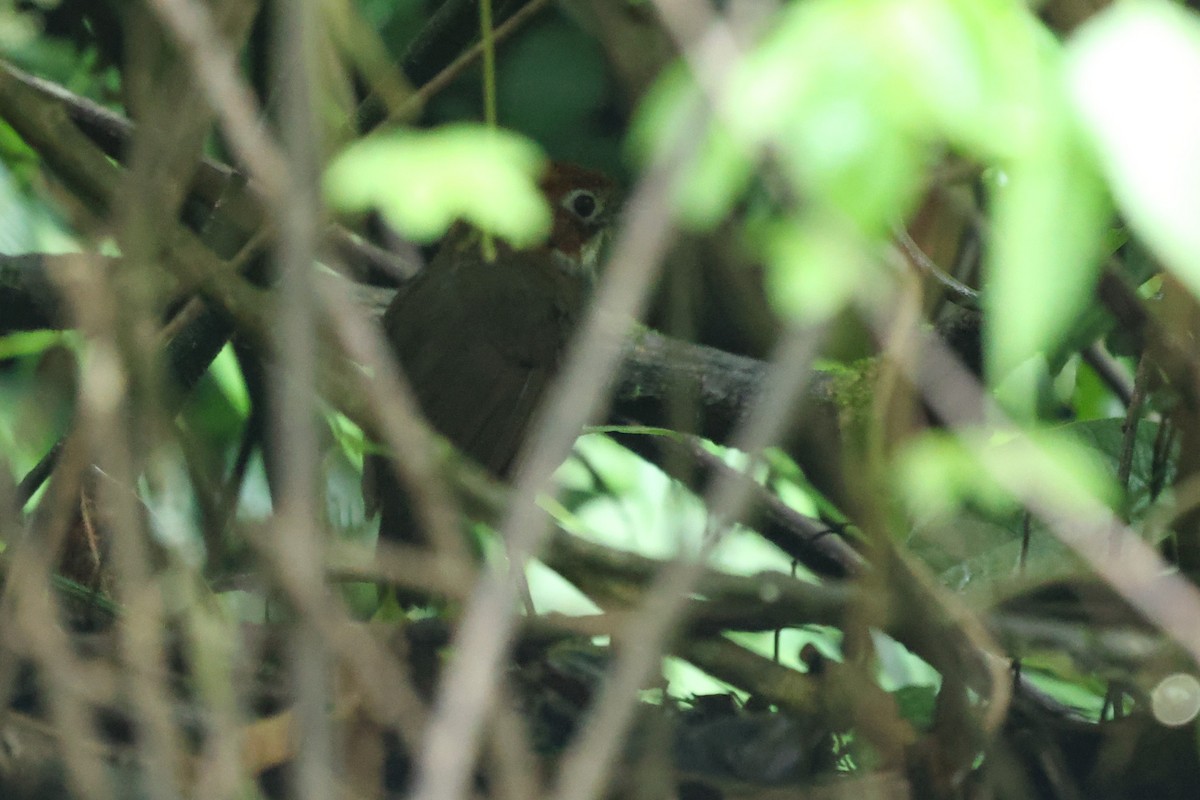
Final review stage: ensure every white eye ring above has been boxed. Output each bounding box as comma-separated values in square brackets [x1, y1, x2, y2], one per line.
[563, 189, 601, 221]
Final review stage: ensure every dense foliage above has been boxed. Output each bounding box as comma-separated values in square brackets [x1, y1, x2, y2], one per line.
[2, 0, 1200, 798]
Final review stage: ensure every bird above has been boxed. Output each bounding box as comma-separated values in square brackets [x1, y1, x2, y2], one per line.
[364, 162, 618, 545]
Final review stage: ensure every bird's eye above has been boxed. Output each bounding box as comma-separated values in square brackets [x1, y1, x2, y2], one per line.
[564, 189, 599, 221]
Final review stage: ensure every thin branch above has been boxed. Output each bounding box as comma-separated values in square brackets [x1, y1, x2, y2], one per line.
[899, 303, 1200, 674]
[400, 0, 529, 86]
[147, 0, 289, 199]
[1, 61, 414, 279]
[408, 90, 698, 800]
[385, 0, 554, 127]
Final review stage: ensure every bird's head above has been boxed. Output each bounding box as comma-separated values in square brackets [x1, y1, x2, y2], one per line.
[537, 162, 618, 278]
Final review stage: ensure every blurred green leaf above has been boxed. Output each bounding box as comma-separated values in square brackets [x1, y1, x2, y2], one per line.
[628, 64, 754, 229]
[0, 330, 66, 360]
[207, 344, 249, 417]
[759, 212, 880, 321]
[892, 685, 937, 730]
[180, 371, 244, 447]
[972, 14, 1112, 384]
[902, 419, 1159, 601]
[985, 115, 1110, 383]
[1058, 418, 1174, 522]
[900, 424, 1121, 524]
[324, 124, 551, 246]
[324, 442, 370, 533]
[0, 160, 43, 251]
[1066, 0, 1200, 294]
[633, 0, 1121, 370]
[1072, 355, 1123, 421]
[1023, 664, 1109, 717]
[725, 0, 930, 235]
[0, 8, 40, 53]
[991, 355, 1062, 422]
[676, 122, 754, 229]
[895, 431, 1017, 521]
[327, 410, 367, 468]
[991, 426, 1120, 513]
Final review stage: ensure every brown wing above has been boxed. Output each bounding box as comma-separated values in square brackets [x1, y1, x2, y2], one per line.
[365, 238, 585, 543]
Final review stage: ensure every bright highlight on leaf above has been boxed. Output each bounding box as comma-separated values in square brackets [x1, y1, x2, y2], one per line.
[898, 426, 1119, 522]
[323, 125, 551, 247]
[631, 0, 1124, 392]
[896, 432, 1015, 521]
[985, 122, 1110, 384]
[760, 213, 877, 320]
[988, 428, 1119, 514]
[1066, 0, 1200, 295]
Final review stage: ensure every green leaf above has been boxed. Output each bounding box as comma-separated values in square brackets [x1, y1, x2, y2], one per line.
[758, 212, 880, 321]
[1066, 1, 1200, 293]
[0, 330, 66, 360]
[900, 423, 1135, 602]
[899, 425, 1120, 527]
[725, 0, 931, 235]
[1056, 418, 1175, 523]
[323, 125, 551, 246]
[988, 427, 1120, 514]
[892, 685, 938, 731]
[895, 431, 1016, 521]
[628, 65, 754, 228]
[207, 344, 249, 417]
[985, 88, 1110, 383]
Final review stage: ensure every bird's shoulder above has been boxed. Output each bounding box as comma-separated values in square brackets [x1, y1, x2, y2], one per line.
[385, 236, 585, 366]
